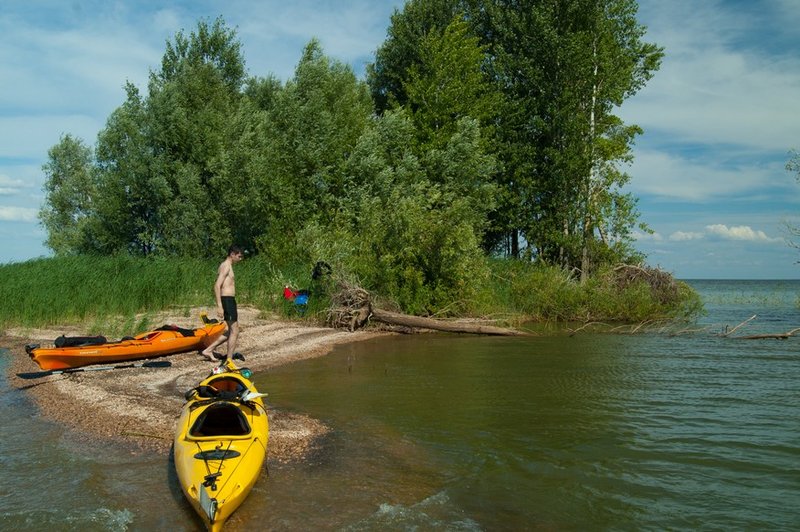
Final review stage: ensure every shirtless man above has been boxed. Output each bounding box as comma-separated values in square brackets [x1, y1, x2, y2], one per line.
[201, 245, 244, 362]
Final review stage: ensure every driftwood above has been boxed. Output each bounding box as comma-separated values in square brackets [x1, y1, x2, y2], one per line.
[721, 315, 757, 336]
[327, 283, 531, 336]
[370, 308, 532, 337]
[735, 328, 800, 340]
[720, 315, 799, 340]
[327, 285, 372, 332]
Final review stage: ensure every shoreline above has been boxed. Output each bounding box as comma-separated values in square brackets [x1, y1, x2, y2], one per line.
[2, 306, 390, 462]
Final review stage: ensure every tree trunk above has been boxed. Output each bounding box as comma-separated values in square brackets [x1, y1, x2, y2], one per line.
[581, 40, 600, 286]
[370, 308, 532, 337]
[511, 228, 519, 258]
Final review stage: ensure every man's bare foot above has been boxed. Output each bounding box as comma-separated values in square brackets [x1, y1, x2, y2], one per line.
[199, 350, 217, 362]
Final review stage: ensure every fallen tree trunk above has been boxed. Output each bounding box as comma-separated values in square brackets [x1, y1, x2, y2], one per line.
[370, 308, 532, 337]
[327, 283, 531, 336]
[718, 316, 799, 339]
[734, 327, 800, 340]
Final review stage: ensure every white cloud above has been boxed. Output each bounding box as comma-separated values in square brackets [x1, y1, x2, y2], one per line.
[704, 223, 781, 243]
[0, 174, 32, 195]
[656, 223, 783, 244]
[0, 206, 38, 222]
[669, 231, 704, 241]
[632, 230, 663, 241]
[623, 0, 800, 153]
[624, 148, 789, 201]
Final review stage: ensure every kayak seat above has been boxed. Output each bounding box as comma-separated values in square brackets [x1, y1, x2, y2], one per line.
[207, 376, 246, 394]
[190, 403, 250, 437]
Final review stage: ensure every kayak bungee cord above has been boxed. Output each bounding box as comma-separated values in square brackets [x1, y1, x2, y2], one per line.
[194, 439, 235, 492]
[215, 437, 262, 495]
[194, 440, 214, 480]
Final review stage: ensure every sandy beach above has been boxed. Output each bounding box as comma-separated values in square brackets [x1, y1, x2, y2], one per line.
[3, 306, 389, 462]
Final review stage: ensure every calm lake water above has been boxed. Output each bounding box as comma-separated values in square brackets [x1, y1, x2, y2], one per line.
[1, 280, 799, 530]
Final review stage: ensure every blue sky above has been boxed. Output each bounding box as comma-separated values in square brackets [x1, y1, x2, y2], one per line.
[1, 0, 798, 279]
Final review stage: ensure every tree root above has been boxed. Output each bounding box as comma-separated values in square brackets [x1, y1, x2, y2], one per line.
[327, 283, 531, 336]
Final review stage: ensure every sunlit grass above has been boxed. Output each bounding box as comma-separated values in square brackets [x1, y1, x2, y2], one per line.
[472, 259, 702, 323]
[0, 254, 703, 332]
[0, 254, 306, 331]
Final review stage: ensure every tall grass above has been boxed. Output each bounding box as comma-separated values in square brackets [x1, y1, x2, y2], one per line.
[0, 255, 212, 329]
[471, 259, 702, 323]
[0, 255, 702, 333]
[0, 254, 331, 333]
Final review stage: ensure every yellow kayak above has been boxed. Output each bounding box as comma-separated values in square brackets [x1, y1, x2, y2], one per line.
[174, 358, 269, 532]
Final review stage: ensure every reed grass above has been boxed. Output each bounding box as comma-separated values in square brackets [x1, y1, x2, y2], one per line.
[0, 255, 702, 333]
[0, 255, 211, 330]
[0, 254, 334, 333]
[473, 259, 702, 323]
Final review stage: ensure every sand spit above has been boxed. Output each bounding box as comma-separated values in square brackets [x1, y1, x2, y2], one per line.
[2, 307, 389, 462]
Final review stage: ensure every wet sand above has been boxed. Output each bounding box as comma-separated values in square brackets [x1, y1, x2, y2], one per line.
[3, 306, 389, 462]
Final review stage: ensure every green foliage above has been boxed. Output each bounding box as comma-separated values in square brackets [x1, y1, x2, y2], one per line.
[0, 254, 700, 332]
[371, 0, 663, 273]
[582, 273, 703, 322]
[0, 254, 323, 331]
[0, 255, 210, 329]
[470, 0, 664, 273]
[477, 259, 702, 323]
[256, 38, 373, 259]
[36, 9, 677, 322]
[479, 259, 583, 320]
[403, 16, 501, 150]
[40, 135, 96, 254]
[302, 109, 496, 314]
[368, 0, 464, 113]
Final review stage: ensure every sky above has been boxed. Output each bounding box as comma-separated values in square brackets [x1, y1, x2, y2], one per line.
[1, 0, 798, 279]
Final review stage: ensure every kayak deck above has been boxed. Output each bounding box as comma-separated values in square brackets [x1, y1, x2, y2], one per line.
[174, 360, 269, 532]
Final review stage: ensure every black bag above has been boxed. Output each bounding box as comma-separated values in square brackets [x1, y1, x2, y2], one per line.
[54, 335, 108, 348]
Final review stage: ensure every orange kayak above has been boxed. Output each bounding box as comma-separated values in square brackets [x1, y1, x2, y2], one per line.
[26, 318, 227, 371]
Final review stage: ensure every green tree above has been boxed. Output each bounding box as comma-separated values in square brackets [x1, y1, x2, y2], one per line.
[314, 108, 496, 314]
[90, 17, 247, 257]
[93, 82, 164, 255]
[369, 0, 464, 114]
[258, 39, 373, 257]
[39, 134, 96, 254]
[145, 17, 245, 256]
[471, 0, 661, 273]
[403, 16, 501, 151]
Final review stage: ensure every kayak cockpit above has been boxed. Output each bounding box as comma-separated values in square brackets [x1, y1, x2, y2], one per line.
[190, 402, 251, 437]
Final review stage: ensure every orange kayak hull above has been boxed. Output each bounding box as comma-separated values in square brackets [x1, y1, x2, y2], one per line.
[27, 322, 226, 371]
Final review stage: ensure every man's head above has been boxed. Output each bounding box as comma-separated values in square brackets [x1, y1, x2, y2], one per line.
[227, 245, 244, 262]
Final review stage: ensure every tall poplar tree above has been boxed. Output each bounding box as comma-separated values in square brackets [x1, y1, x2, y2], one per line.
[472, 0, 662, 274]
[371, 0, 662, 273]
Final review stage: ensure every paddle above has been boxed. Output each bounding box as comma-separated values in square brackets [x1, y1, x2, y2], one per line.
[16, 360, 172, 380]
